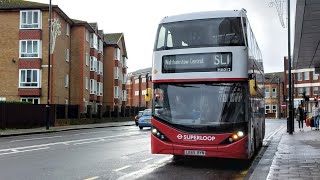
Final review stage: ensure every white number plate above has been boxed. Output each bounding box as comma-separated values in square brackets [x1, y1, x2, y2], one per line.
[184, 150, 206, 156]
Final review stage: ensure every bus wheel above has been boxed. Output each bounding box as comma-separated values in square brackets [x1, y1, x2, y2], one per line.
[173, 155, 183, 161]
[139, 126, 143, 130]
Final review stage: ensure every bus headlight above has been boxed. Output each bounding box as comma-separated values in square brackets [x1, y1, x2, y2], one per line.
[152, 128, 158, 135]
[151, 126, 170, 142]
[237, 131, 244, 138]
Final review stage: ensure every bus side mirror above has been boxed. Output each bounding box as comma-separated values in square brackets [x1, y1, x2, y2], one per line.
[249, 79, 258, 96]
[145, 88, 152, 102]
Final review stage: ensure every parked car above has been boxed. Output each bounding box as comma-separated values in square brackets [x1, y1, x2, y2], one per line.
[134, 111, 143, 126]
[138, 109, 152, 130]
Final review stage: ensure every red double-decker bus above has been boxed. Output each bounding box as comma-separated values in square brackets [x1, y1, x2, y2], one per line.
[148, 9, 265, 159]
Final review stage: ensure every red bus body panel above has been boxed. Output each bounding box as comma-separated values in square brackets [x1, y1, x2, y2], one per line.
[151, 119, 249, 159]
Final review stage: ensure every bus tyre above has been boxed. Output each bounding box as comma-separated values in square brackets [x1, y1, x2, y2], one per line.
[173, 155, 183, 161]
[139, 126, 143, 130]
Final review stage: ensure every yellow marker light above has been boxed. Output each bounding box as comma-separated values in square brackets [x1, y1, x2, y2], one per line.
[232, 134, 239, 140]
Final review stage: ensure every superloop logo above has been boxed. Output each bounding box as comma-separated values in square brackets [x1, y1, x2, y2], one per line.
[176, 134, 215, 141]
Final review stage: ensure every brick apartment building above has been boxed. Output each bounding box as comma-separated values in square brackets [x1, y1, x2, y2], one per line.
[103, 33, 128, 111]
[0, 1, 128, 114]
[126, 67, 152, 109]
[284, 56, 320, 113]
[264, 72, 285, 118]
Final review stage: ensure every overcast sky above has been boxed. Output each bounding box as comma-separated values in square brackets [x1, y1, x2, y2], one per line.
[33, 0, 297, 73]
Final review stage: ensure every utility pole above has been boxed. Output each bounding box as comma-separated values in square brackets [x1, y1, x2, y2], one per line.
[277, 77, 281, 119]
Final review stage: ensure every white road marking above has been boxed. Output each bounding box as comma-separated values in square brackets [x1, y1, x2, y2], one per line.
[0, 147, 50, 156]
[118, 156, 172, 180]
[10, 136, 63, 142]
[113, 165, 132, 172]
[84, 176, 99, 180]
[141, 158, 153, 162]
[265, 125, 285, 141]
[73, 139, 105, 145]
[0, 132, 141, 153]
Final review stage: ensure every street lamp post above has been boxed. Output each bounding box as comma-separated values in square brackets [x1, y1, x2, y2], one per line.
[287, 0, 294, 134]
[46, 0, 52, 130]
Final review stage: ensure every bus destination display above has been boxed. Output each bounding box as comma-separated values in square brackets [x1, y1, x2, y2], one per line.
[162, 52, 232, 73]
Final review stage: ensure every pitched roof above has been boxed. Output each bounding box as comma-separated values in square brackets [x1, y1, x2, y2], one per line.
[104, 33, 123, 45]
[0, 0, 50, 9]
[128, 67, 152, 77]
[89, 22, 98, 31]
[265, 72, 284, 83]
[72, 19, 87, 24]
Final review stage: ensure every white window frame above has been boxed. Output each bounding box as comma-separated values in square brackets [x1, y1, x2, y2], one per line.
[272, 88, 276, 97]
[314, 71, 319, 80]
[19, 69, 41, 88]
[90, 33, 98, 49]
[86, 30, 89, 42]
[21, 97, 40, 104]
[97, 82, 103, 96]
[90, 79, 97, 95]
[66, 23, 70, 36]
[114, 67, 119, 79]
[122, 75, 126, 84]
[122, 57, 127, 67]
[65, 74, 69, 88]
[98, 39, 103, 53]
[272, 105, 277, 113]
[122, 90, 127, 101]
[20, 10, 41, 29]
[298, 87, 304, 96]
[135, 90, 139, 96]
[265, 88, 270, 98]
[85, 77, 88, 90]
[114, 86, 119, 98]
[19, 40, 41, 58]
[265, 105, 270, 114]
[297, 72, 302, 81]
[304, 72, 310, 80]
[305, 87, 310, 96]
[90, 56, 97, 71]
[314, 87, 319, 95]
[142, 90, 146, 96]
[66, 48, 70, 62]
[86, 53, 89, 66]
[115, 48, 120, 60]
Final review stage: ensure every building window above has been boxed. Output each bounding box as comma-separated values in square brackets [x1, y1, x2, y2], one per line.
[114, 67, 119, 79]
[142, 90, 146, 95]
[297, 72, 302, 81]
[122, 57, 127, 68]
[85, 77, 88, 90]
[90, 56, 97, 71]
[65, 74, 69, 88]
[86, 53, 89, 66]
[122, 75, 126, 84]
[98, 40, 103, 53]
[272, 88, 276, 97]
[99, 62, 103, 75]
[97, 61, 100, 74]
[19, 40, 41, 58]
[265, 88, 270, 98]
[304, 72, 309, 80]
[115, 48, 120, 60]
[305, 87, 310, 96]
[272, 105, 277, 113]
[0, 97, 6, 102]
[314, 71, 319, 80]
[90, 79, 97, 94]
[265, 105, 270, 114]
[122, 90, 127, 101]
[298, 87, 304, 96]
[20, 10, 41, 29]
[135, 79, 139, 84]
[114, 86, 119, 98]
[66, 49, 70, 62]
[66, 23, 70, 36]
[86, 30, 89, 42]
[135, 91, 139, 96]
[19, 69, 41, 88]
[314, 87, 319, 95]
[90, 33, 98, 49]
[96, 82, 103, 96]
[21, 98, 40, 104]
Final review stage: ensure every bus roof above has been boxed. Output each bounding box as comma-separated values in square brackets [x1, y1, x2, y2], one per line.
[160, 10, 247, 24]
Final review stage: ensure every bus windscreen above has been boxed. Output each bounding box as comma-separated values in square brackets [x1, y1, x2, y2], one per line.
[153, 83, 246, 127]
[154, 17, 245, 51]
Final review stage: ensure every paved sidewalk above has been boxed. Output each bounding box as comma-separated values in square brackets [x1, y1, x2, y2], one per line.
[0, 121, 135, 137]
[250, 120, 320, 180]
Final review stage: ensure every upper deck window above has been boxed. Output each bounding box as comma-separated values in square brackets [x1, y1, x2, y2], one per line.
[154, 17, 245, 51]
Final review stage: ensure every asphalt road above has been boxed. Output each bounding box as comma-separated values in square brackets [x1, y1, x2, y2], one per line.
[0, 119, 286, 180]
